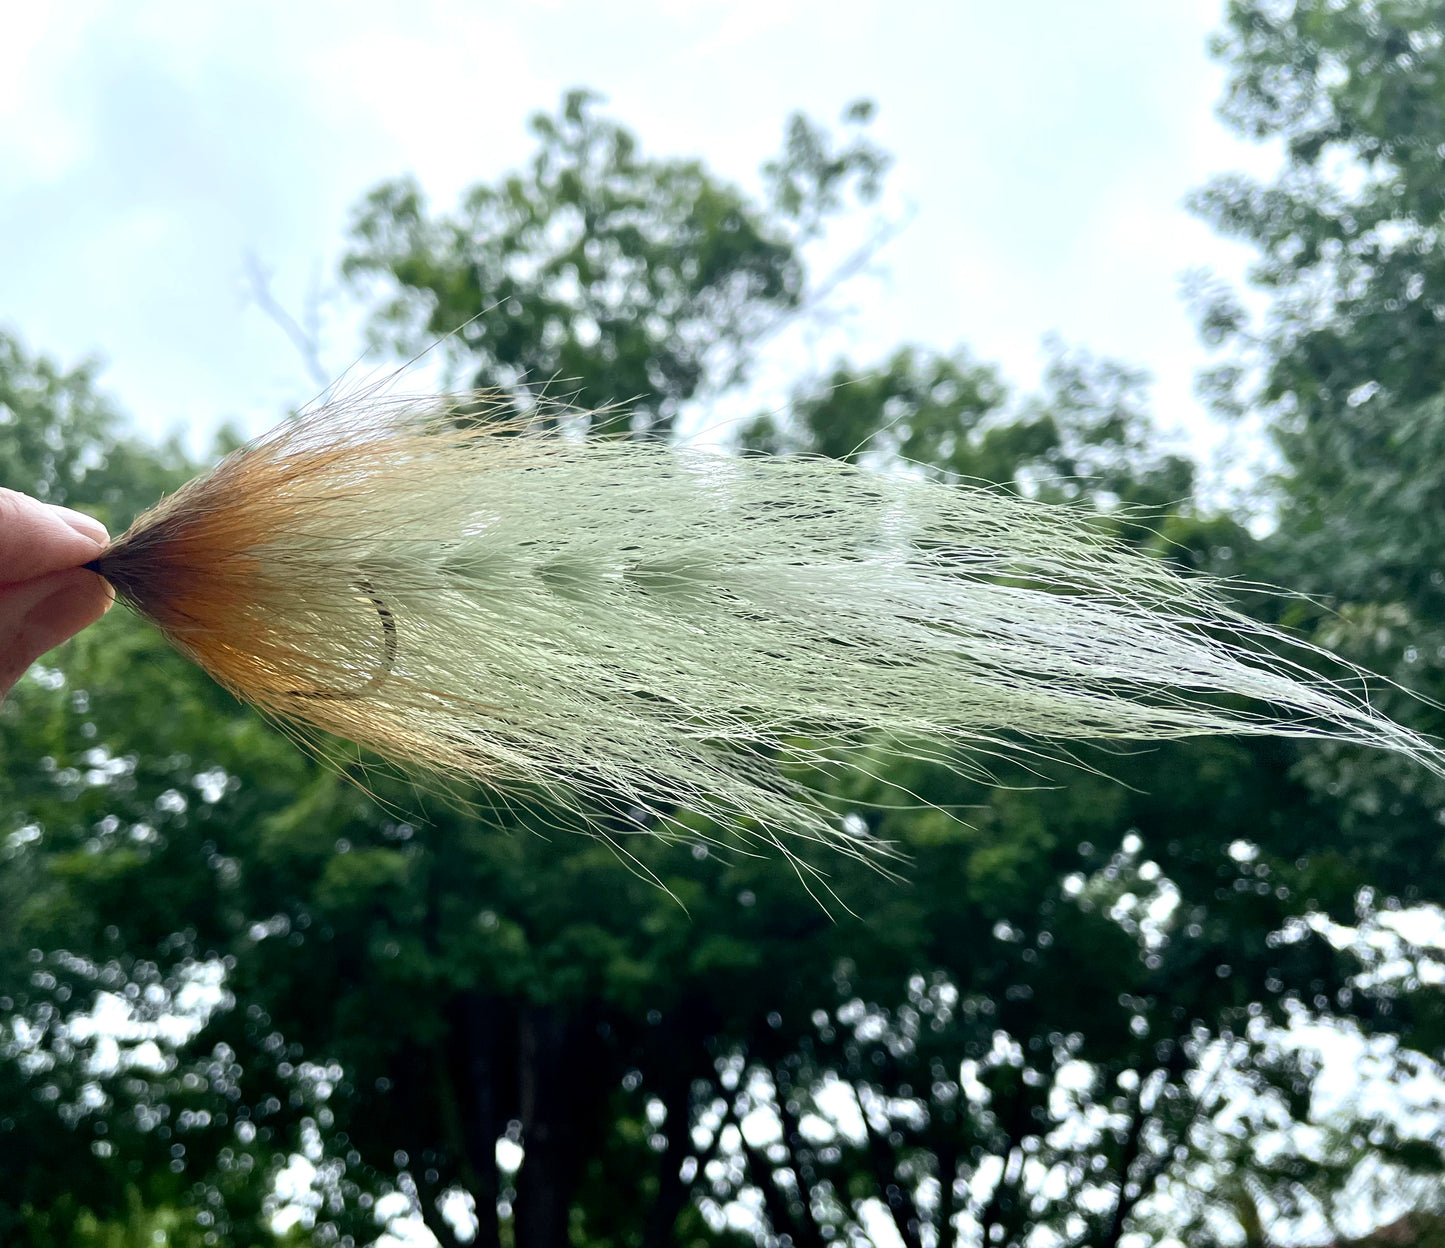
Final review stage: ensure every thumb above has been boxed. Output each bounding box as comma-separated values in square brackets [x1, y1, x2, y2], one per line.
[0, 567, 114, 698]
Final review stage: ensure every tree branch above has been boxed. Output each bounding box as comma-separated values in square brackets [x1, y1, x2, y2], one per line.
[936, 1140, 961, 1248]
[455, 992, 506, 1248]
[977, 1082, 1031, 1248]
[417, 1191, 465, 1248]
[773, 1083, 825, 1235]
[243, 252, 330, 391]
[742, 1135, 810, 1247]
[642, 1069, 699, 1248]
[1102, 1088, 1150, 1248]
[857, 1085, 924, 1248]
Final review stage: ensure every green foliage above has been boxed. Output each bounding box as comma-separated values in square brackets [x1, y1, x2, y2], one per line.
[1188, 0, 1444, 888]
[0, 331, 191, 531]
[741, 338, 1195, 515]
[341, 90, 887, 439]
[1188, 0, 1443, 655]
[2, 13, 1441, 1244]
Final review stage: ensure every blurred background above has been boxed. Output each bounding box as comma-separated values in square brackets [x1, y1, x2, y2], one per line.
[1, 1, 1441, 1245]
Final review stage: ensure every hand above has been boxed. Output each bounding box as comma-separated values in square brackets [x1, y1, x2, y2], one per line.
[0, 488, 114, 698]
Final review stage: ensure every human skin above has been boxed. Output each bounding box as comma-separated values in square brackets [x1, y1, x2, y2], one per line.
[0, 488, 113, 698]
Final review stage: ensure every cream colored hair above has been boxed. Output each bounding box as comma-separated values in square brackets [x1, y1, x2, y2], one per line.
[91, 392, 1440, 858]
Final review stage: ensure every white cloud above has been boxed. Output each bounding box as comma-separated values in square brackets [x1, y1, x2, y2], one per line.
[0, 0, 1275, 467]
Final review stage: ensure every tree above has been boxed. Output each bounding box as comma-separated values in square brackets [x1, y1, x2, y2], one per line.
[341, 89, 888, 439]
[0, 332, 190, 532]
[1187, 0, 1445, 854]
[0, 100, 898, 1248]
[687, 328, 1440, 1245]
[2, 22, 1440, 1244]
[0, 333, 295, 1244]
[740, 338, 1195, 513]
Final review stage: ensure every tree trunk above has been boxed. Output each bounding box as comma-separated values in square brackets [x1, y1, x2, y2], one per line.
[455, 992, 509, 1248]
[936, 1142, 960, 1248]
[641, 1069, 695, 1248]
[513, 1003, 573, 1246]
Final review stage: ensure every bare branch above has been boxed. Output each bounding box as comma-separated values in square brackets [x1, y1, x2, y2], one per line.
[243, 252, 331, 390]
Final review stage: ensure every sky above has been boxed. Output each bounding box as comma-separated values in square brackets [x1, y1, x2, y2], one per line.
[5, 9, 1441, 1237]
[1, 0, 1280, 463]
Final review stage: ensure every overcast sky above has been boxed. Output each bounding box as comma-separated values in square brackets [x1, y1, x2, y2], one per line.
[2, 0, 1279, 461]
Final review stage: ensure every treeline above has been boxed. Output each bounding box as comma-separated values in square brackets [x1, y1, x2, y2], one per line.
[0, 2, 1440, 1245]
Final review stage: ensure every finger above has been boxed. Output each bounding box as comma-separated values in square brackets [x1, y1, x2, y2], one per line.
[0, 488, 110, 583]
[0, 567, 115, 697]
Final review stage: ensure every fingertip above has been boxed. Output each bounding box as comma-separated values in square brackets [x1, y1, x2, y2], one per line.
[48, 504, 110, 546]
[95, 568, 116, 614]
[0, 489, 109, 580]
